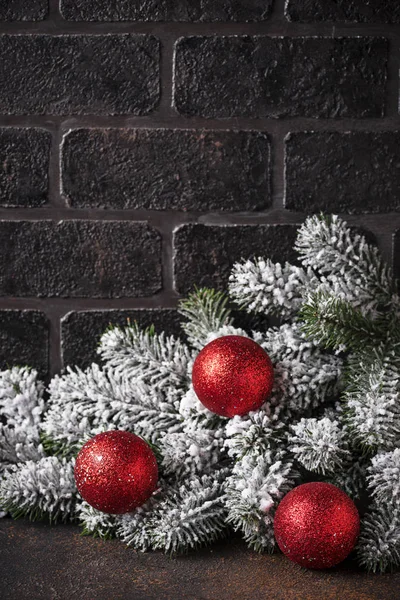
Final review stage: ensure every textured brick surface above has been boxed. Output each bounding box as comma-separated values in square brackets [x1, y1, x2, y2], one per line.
[0, 0, 47, 20]
[61, 129, 271, 211]
[0, 128, 51, 208]
[285, 132, 400, 214]
[0, 221, 162, 298]
[60, 0, 273, 22]
[174, 36, 388, 119]
[61, 309, 183, 368]
[286, 1, 400, 23]
[174, 224, 298, 294]
[0, 35, 160, 115]
[0, 311, 49, 377]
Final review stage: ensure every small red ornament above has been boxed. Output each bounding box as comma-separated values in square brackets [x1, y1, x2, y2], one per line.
[192, 335, 274, 418]
[274, 482, 360, 569]
[74, 430, 158, 514]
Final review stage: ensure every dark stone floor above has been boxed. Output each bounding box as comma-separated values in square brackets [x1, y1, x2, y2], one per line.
[0, 519, 398, 600]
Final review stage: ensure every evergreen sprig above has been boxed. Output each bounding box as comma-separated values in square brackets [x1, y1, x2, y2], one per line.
[178, 287, 233, 350]
[300, 292, 386, 352]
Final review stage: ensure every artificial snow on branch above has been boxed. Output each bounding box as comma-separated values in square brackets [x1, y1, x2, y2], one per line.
[289, 417, 349, 475]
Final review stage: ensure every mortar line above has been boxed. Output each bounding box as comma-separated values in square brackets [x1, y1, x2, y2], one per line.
[1, 20, 400, 35]
[48, 126, 65, 208]
[0, 115, 399, 131]
[0, 208, 399, 226]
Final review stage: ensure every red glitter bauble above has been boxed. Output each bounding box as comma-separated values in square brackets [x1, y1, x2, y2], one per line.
[74, 430, 158, 514]
[192, 335, 274, 417]
[274, 482, 360, 569]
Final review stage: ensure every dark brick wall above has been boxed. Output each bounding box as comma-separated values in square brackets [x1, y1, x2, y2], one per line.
[0, 1, 399, 376]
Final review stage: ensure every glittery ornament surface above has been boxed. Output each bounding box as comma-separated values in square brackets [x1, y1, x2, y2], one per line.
[274, 482, 360, 569]
[192, 335, 274, 417]
[74, 430, 158, 514]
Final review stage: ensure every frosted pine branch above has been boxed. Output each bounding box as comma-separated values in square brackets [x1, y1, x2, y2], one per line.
[178, 288, 233, 350]
[98, 323, 192, 390]
[226, 454, 296, 552]
[289, 417, 349, 475]
[254, 323, 342, 416]
[43, 365, 184, 449]
[224, 411, 284, 460]
[357, 504, 400, 573]
[0, 425, 44, 470]
[295, 214, 396, 316]
[368, 449, 400, 503]
[229, 258, 315, 319]
[160, 429, 224, 479]
[117, 488, 167, 552]
[0, 367, 44, 429]
[150, 471, 229, 554]
[203, 325, 249, 346]
[179, 386, 226, 432]
[0, 456, 76, 522]
[77, 501, 121, 540]
[344, 347, 400, 451]
[328, 457, 368, 500]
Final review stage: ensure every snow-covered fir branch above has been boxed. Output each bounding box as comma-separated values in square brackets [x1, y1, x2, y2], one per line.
[117, 484, 168, 552]
[357, 504, 400, 573]
[0, 367, 44, 430]
[77, 500, 122, 540]
[0, 456, 76, 522]
[160, 429, 225, 479]
[229, 258, 315, 320]
[98, 323, 192, 390]
[224, 411, 284, 461]
[0, 425, 44, 470]
[254, 323, 342, 416]
[226, 453, 296, 552]
[42, 364, 184, 450]
[289, 417, 349, 475]
[328, 457, 369, 501]
[295, 214, 396, 316]
[368, 449, 400, 503]
[178, 385, 227, 433]
[150, 471, 229, 554]
[344, 347, 400, 452]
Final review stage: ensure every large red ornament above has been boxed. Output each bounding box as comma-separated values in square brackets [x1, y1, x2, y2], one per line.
[274, 482, 360, 569]
[192, 335, 274, 417]
[74, 430, 158, 514]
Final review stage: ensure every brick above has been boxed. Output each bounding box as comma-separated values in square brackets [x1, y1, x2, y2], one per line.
[285, 132, 400, 214]
[0, 311, 49, 377]
[173, 36, 388, 119]
[286, 1, 400, 23]
[0, 0, 47, 20]
[0, 35, 160, 116]
[61, 309, 184, 369]
[61, 129, 271, 211]
[0, 128, 51, 208]
[0, 221, 162, 298]
[174, 224, 298, 295]
[60, 1, 272, 22]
